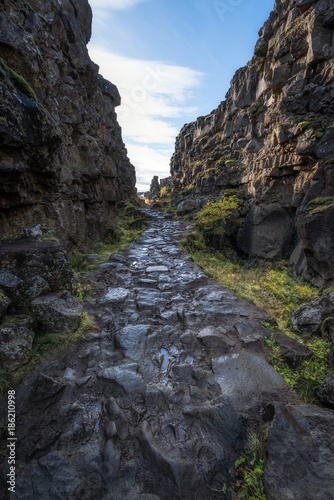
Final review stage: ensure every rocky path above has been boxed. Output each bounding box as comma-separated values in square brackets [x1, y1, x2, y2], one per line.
[2, 211, 334, 500]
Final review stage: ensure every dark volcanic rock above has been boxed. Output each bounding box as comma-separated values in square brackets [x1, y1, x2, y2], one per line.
[0, 240, 74, 293]
[291, 297, 334, 337]
[264, 403, 334, 500]
[314, 373, 334, 409]
[169, 0, 334, 286]
[274, 332, 313, 367]
[212, 352, 296, 422]
[29, 373, 66, 403]
[0, 0, 135, 251]
[32, 291, 83, 333]
[0, 322, 35, 371]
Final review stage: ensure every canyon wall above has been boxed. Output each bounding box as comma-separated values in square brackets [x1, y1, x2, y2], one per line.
[170, 0, 334, 287]
[0, 0, 136, 250]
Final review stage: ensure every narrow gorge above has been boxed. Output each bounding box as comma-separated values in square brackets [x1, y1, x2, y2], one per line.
[0, 0, 334, 499]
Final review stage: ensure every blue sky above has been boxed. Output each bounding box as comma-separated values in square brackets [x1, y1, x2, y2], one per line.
[88, 0, 275, 191]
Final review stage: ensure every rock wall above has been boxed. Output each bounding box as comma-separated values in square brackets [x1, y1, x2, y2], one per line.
[170, 0, 334, 287]
[0, 0, 136, 251]
[144, 175, 172, 200]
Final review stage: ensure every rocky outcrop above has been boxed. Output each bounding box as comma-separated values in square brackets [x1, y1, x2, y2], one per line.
[170, 0, 334, 286]
[0, 0, 136, 251]
[145, 175, 172, 200]
[0, 230, 81, 371]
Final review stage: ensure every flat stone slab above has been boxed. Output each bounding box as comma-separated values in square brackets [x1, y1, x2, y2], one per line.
[197, 327, 234, 350]
[146, 266, 169, 273]
[116, 324, 152, 360]
[98, 364, 146, 394]
[234, 320, 267, 345]
[212, 353, 295, 413]
[100, 287, 129, 304]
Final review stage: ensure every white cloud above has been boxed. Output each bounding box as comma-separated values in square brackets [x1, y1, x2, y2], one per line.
[89, 0, 148, 10]
[126, 144, 172, 192]
[88, 46, 204, 189]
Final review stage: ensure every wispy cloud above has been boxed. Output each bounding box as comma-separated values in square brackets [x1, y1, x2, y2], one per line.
[89, 0, 149, 10]
[88, 46, 204, 189]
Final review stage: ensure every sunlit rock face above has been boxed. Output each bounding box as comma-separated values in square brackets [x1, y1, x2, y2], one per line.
[0, 0, 136, 250]
[170, 0, 334, 287]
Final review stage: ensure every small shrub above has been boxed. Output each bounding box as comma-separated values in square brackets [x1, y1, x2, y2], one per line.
[195, 195, 240, 234]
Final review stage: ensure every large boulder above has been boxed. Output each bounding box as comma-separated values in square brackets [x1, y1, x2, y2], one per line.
[0, 319, 35, 371]
[291, 297, 334, 337]
[274, 332, 313, 367]
[176, 198, 202, 216]
[32, 291, 83, 333]
[264, 403, 334, 500]
[314, 373, 334, 409]
[212, 353, 296, 423]
[0, 240, 74, 293]
[0, 270, 24, 300]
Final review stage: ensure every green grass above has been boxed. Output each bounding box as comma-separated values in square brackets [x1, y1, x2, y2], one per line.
[0, 313, 95, 398]
[264, 335, 331, 403]
[233, 432, 267, 500]
[180, 229, 334, 403]
[182, 242, 317, 329]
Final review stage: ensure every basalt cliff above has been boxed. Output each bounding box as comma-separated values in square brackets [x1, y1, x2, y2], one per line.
[0, 0, 136, 251]
[169, 0, 334, 287]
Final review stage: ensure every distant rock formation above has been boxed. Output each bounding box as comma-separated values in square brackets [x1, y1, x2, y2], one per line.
[0, 0, 136, 251]
[169, 0, 334, 287]
[145, 175, 171, 199]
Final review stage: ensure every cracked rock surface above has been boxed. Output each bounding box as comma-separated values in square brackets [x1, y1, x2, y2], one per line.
[1, 211, 333, 499]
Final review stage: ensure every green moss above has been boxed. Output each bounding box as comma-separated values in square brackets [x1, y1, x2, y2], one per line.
[324, 157, 334, 165]
[308, 196, 334, 215]
[285, 16, 302, 38]
[298, 121, 315, 132]
[312, 129, 324, 139]
[309, 203, 334, 215]
[308, 196, 334, 205]
[0, 59, 37, 100]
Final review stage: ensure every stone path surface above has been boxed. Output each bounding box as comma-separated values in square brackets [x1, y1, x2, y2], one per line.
[0, 211, 302, 499]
